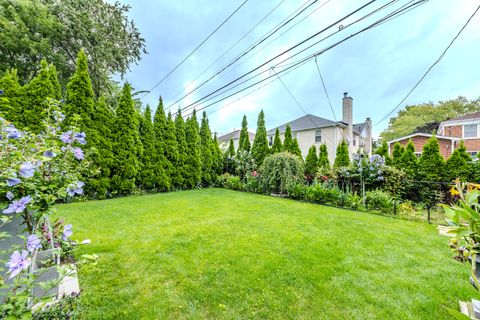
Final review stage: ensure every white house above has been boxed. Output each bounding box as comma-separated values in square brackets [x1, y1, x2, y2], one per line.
[267, 92, 372, 163]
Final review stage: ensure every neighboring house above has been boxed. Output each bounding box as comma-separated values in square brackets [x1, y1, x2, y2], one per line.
[267, 92, 373, 163]
[217, 129, 255, 151]
[387, 112, 480, 159]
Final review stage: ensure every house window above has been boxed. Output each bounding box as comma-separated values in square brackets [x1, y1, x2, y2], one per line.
[269, 136, 273, 146]
[464, 124, 478, 138]
[468, 151, 478, 158]
[315, 129, 321, 143]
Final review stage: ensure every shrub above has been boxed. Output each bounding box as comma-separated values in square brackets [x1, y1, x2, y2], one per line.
[286, 182, 307, 200]
[259, 152, 304, 194]
[365, 190, 394, 214]
[225, 175, 243, 191]
[244, 172, 261, 193]
[216, 173, 231, 188]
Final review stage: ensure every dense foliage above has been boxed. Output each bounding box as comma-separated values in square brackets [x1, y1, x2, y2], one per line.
[259, 152, 304, 194]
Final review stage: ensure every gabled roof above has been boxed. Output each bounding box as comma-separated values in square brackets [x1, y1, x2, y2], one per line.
[218, 129, 255, 142]
[447, 112, 480, 122]
[387, 132, 459, 145]
[353, 122, 366, 134]
[267, 114, 340, 135]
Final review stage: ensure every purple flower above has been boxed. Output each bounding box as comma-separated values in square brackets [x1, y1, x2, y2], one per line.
[6, 250, 30, 278]
[2, 195, 32, 214]
[63, 224, 73, 240]
[19, 162, 35, 178]
[72, 147, 84, 160]
[43, 150, 57, 158]
[6, 191, 14, 200]
[53, 111, 65, 123]
[74, 132, 86, 145]
[60, 131, 74, 144]
[5, 125, 22, 139]
[67, 181, 84, 197]
[6, 177, 21, 187]
[26, 234, 41, 253]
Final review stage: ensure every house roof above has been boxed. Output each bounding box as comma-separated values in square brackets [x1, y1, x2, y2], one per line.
[447, 112, 480, 122]
[267, 114, 366, 135]
[387, 132, 459, 145]
[217, 129, 255, 142]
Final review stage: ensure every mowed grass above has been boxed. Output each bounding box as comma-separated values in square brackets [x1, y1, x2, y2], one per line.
[56, 188, 473, 319]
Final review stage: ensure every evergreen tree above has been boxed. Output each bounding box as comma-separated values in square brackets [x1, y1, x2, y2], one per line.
[48, 64, 62, 100]
[457, 140, 472, 162]
[445, 149, 470, 182]
[224, 138, 236, 174]
[418, 136, 444, 182]
[64, 50, 95, 131]
[23, 59, 55, 132]
[138, 105, 157, 190]
[251, 110, 269, 167]
[305, 145, 318, 176]
[292, 138, 302, 157]
[152, 97, 170, 191]
[212, 133, 224, 176]
[318, 143, 330, 169]
[174, 110, 187, 189]
[238, 115, 250, 153]
[375, 140, 392, 165]
[165, 112, 180, 189]
[200, 111, 214, 185]
[89, 97, 114, 198]
[110, 83, 139, 194]
[398, 139, 418, 178]
[271, 128, 282, 154]
[392, 142, 405, 167]
[184, 111, 202, 188]
[334, 140, 350, 168]
[0, 69, 22, 123]
[282, 125, 293, 153]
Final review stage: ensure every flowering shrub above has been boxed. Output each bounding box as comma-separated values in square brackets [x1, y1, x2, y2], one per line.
[0, 100, 92, 317]
[259, 152, 304, 194]
[352, 153, 385, 188]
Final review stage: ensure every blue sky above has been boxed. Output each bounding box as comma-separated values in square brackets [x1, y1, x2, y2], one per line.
[118, 0, 480, 138]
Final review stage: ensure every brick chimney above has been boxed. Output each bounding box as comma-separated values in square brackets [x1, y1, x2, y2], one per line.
[365, 117, 373, 155]
[342, 92, 353, 149]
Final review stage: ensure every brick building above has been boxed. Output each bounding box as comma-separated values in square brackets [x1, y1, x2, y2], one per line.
[387, 112, 480, 159]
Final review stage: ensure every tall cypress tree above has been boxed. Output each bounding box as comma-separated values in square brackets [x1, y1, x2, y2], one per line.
[318, 143, 330, 169]
[212, 133, 224, 176]
[138, 105, 157, 190]
[185, 111, 202, 188]
[457, 140, 472, 162]
[152, 97, 170, 191]
[292, 138, 302, 157]
[271, 128, 282, 154]
[23, 59, 55, 132]
[334, 140, 350, 168]
[0, 69, 22, 123]
[238, 115, 250, 153]
[110, 83, 139, 194]
[445, 149, 470, 182]
[375, 140, 392, 165]
[165, 112, 180, 189]
[418, 136, 444, 182]
[174, 110, 187, 189]
[224, 138, 236, 174]
[89, 97, 114, 198]
[305, 145, 318, 176]
[251, 110, 269, 167]
[200, 111, 214, 185]
[398, 139, 418, 178]
[48, 64, 62, 100]
[283, 125, 293, 153]
[392, 142, 405, 167]
[64, 50, 95, 132]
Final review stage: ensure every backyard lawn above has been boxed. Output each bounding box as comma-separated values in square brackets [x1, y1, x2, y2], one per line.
[56, 188, 473, 319]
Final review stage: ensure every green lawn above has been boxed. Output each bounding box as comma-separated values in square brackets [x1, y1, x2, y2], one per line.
[56, 188, 473, 319]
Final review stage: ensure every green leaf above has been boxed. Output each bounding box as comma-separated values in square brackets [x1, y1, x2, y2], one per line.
[444, 306, 471, 320]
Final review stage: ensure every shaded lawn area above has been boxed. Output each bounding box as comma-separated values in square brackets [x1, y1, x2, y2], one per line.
[56, 188, 473, 319]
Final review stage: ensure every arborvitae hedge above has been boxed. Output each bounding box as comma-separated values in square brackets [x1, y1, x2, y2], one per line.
[184, 111, 202, 188]
[165, 112, 180, 189]
[48, 64, 62, 100]
[418, 136, 444, 182]
[153, 97, 170, 191]
[271, 128, 282, 154]
[292, 138, 302, 158]
[138, 105, 157, 190]
[212, 133, 224, 175]
[318, 143, 330, 169]
[445, 148, 470, 182]
[398, 139, 417, 177]
[282, 125, 293, 153]
[0, 69, 22, 123]
[334, 140, 350, 168]
[224, 138, 236, 174]
[238, 114, 250, 153]
[200, 111, 214, 185]
[251, 110, 269, 167]
[110, 83, 140, 194]
[305, 145, 318, 176]
[392, 142, 405, 167]
[174, 110, 187, 189]
[375, 140, 391, 165]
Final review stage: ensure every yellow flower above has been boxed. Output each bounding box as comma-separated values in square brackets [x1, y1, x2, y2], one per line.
[450, 187, 460, 196]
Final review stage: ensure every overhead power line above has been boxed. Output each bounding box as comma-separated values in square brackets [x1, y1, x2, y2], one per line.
[166, 0, 323, 109]
[374, 3, 480, 127]
[140, 0, 249, 99]
[314, 56, 336, 121]
[179, 0, 428, 117]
